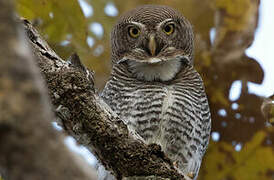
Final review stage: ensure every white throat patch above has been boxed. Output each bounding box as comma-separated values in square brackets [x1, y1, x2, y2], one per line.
[127, 58, 182, 81]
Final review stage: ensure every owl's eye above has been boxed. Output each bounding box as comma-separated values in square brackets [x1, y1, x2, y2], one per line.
[163, 24, 175, 35]
[128, 27, 140, 38]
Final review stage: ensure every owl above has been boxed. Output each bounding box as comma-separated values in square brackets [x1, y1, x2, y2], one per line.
[101, 5, 211, 179]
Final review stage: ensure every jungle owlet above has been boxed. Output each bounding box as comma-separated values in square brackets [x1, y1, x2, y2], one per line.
[101, 5, 211, 179]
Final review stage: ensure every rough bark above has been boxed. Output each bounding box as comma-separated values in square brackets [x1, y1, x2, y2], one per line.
[0, 1, 97, 180]
[16, 7, 191, 180]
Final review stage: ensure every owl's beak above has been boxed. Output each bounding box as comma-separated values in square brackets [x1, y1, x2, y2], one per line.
[148, 34, 156, 56]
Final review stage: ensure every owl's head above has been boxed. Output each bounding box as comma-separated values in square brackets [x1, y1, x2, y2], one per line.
[111, 5, 194, 82]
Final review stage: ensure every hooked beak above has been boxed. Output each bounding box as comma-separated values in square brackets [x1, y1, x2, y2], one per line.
[148, 34, 156, 56]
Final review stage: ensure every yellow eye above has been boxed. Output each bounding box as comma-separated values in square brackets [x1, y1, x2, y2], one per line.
[163, 24, 175, 35]
[128, 27, 140, 38]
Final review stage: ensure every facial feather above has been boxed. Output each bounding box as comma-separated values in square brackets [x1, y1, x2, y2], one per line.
[127, 58, 182, 81]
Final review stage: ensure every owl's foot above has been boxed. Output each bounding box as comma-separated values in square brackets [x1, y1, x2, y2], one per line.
[187, 172, 195, 179]
[173, 161, 179, 168]
[182, 174, 192, 180]
[172, 162, 194, 180]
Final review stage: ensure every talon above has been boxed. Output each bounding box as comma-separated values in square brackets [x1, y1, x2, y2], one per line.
[187, 172, 195, 179]
[173, 161, 179, 168]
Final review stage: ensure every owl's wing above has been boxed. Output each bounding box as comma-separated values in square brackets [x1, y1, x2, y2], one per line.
[162, 68, 211, 179]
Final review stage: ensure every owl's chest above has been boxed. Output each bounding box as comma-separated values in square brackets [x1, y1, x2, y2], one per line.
[115, 84, 179, 140]
[122, 85, 171, 116]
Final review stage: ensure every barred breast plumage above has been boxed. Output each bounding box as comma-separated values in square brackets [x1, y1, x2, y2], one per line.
[101, 5, 211, 180]
[101, 63, 211, 178]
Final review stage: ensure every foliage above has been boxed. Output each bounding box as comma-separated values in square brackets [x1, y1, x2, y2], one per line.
[15, 0, 273, 179]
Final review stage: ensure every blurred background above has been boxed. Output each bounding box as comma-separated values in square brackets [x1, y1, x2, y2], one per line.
[15, 0, 273, 179]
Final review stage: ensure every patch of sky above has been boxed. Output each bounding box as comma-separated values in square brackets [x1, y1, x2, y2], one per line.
[104, 2, 118, 17]
[209, 27, 216, 45]
[218, 109, 227, 117]
[229, 80, 242, 101]
[86, 36, 95, 47]
[211, 131, 220, 142]
[231, 103, 239, 110]
[245, 0, 274, 97]
[78, 0, 93, 17]
[64, 136, 97, 166]
[89, 22, 104, 39]
[51, 122, 62, 131]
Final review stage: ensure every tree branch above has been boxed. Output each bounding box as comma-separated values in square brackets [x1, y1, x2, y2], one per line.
[22, 18, 186, 179]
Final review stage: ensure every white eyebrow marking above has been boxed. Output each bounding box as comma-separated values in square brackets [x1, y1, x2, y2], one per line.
[128, 21, 146, 28]
[156, 18, 173, 29]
